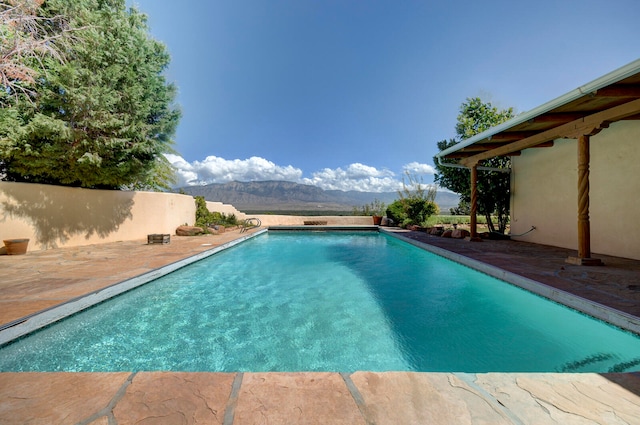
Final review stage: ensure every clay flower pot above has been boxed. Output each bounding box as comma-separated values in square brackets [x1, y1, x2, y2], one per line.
[3, 239, 30, 255]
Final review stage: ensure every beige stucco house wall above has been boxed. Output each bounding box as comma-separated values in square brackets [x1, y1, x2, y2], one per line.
[0, 182, 196, 251]
[510, 120, 640, 260]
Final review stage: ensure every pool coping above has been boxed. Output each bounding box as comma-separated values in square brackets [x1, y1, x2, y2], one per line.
[380, 228, 640, 335]
[268, 225, 380, 231]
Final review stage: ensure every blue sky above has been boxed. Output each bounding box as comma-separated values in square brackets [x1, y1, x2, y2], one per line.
[129, 0, 640, 191]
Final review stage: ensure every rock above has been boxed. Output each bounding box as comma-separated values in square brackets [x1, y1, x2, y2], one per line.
[175, 225, 204, 236]
[451, 229, 470, 239]
[442, 230, 453, 238]
[207, 225, 226, 235]
[428, 227, 444, 236]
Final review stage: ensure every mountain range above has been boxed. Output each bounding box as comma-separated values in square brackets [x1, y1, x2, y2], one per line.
[178, 181, 460, 213]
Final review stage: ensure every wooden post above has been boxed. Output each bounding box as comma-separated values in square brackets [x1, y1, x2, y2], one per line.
[567, 135, 602, 265]
[469, 164, 481, 241]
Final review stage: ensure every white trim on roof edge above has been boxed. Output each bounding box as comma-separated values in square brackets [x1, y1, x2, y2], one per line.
[436, 58, 640, 159]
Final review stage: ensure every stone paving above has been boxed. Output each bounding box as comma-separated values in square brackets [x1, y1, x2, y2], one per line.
[1, 228, 640, 424]
[1, 371, 639, 424]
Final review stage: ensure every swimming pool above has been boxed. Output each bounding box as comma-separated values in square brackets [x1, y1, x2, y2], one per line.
[1, 231, 639, 372]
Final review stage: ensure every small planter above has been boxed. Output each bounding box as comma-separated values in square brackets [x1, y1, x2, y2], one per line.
[372, 216, 383, 225]
[3, 239, 30, 255]
[147, 234, 170, 244]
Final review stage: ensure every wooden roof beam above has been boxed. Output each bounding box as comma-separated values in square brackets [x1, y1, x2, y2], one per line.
[457, 140, 554, 153]
[488, 131, 538, 141]
[593, 84, 640, 98]
[527, 113, 585, 123]
[460, 98, 640, 167]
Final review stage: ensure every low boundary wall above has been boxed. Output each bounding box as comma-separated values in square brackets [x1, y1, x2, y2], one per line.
[0, 182, 373, 252]
[0, 182, 196, 251]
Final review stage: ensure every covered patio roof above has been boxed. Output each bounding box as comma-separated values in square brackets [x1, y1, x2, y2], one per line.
[435, 58, 640, 265]
[436, 59, 640, 166]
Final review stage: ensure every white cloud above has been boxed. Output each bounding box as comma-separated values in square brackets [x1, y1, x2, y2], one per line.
[166, 154, 303, 186]
[403, 162, 436, 175]
[166, 155, 437, 193]
[164, 154, 199, 187]
[301, 164, 401, 192]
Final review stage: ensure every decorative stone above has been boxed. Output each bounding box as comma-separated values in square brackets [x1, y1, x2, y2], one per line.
[451, 229, 470, 239]
[441, 230, 453, 238]
[429, 226, 444, 236]
[207, 225, 226, 235]
[175, 225, 204, 236]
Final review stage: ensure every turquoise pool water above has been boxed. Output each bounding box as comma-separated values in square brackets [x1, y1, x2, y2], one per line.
[1, 231, 639, 372]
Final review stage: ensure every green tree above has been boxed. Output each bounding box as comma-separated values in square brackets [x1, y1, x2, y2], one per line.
[434, 98, 514, 233]
[0, 0, 75, 100]
[0, 0, 180, 190]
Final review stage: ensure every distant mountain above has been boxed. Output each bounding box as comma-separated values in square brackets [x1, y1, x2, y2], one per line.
[178, 181, 460, 213]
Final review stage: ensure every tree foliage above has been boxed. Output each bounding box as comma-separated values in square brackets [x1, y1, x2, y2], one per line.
[0, 0, 180, 190]
[433, 97, 514, 233]
[0, 0, 73, 99]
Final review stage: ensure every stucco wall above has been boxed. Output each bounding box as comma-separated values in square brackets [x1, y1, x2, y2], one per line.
[205, 201, 246, 220]
[1, 182, 374, 252]
[0, 182, 196, 251]
[252, 214, 373, 226]
[510, 120, 640, 260]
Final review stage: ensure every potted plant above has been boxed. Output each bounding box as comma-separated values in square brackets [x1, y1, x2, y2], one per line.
[3, 238, 30, 255]
[353, 199, 386, 225]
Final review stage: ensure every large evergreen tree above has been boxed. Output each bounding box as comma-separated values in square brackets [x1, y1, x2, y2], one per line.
[434, 97, 514, 233]
[0, 0, 180, 190]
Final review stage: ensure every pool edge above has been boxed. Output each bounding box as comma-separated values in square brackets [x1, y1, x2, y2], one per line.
[381, 228, 640, 335]
[0, 229, 268, 346]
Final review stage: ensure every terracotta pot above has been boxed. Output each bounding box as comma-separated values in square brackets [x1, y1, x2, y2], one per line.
[3, 238, 30, 255]
[372, 216, 383, 225]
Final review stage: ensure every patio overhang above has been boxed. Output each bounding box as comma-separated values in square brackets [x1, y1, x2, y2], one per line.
[436, 59, 640, 165]
[435, 59, 640, 264]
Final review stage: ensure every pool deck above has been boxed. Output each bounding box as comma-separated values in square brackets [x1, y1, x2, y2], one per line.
[1, 227, 640, 424]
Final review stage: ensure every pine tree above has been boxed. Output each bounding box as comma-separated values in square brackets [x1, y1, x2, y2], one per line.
[0, 0, 180, 190]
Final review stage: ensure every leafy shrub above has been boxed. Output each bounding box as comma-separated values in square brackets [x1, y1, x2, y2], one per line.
[386, 200, 406, 224]
[387, 172, 439, 227]
[195, 196, 238, 230]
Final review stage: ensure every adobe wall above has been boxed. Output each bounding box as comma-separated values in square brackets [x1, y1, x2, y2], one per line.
[510, 120, 640, 260]
[252, 214, 373, 226]
[0, 182, 195, 251]
[0, 182, 373, 252]
[205, 201, 246, 220]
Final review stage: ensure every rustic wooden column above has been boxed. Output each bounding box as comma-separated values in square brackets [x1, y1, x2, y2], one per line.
[567, 135, 602, 265]
[469, 164, 480, 241]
